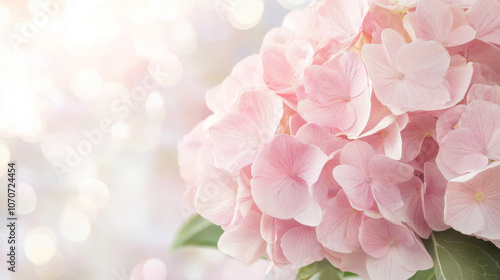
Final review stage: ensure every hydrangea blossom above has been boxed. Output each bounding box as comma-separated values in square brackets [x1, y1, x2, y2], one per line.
[178, 0, 500, 278]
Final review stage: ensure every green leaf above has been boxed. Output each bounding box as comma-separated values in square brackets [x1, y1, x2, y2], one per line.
[408, 268, 436, 280]
[171, 214, 224, 251]
[423, 229, 500, 280]
[296, 259, 343, 280]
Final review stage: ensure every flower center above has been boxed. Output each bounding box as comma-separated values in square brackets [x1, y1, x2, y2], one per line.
[365, 177, 372, 184]
[424, 130, 432, 138]
[381, 131, 388, 138]
[475, 192, 485, 202]
[290, 172, 296, 179]
[453, 123, 459, 130]
[480, 148, 487, 155]
[343, 95, 351, 102]
[397, 72, 405, 80]
[389, 240, 396, 247]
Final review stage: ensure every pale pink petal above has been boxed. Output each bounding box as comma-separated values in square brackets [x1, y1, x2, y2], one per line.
[369, 155, 414, 183]
[333, 164, 375, 210]
[218, 210, 267, 266]
[361, 219, 432, 280]
[195, 167, 238, 228]
[359, 219, 413, 259]
[238, 89, 284, 139]
[294, 195, 322, 227]
[467, 84, 500, 106]
[251, 134, 328, 219]
[363, 29, 452, 112]
[434, 62, 473, 109]
[487, 129, 500, 160]
[362, 121, 402, 160]
[312, 156, 343, 207]
[435, 149, 462, 180]
[281, 226, 325, 268]
[436, 105, 467, 142]
[339, 140, 375, 174]
[439, 128, 489, 174]
[401, 114, 437, 162]
[422, 162, 450, 231]
[467, 0, 500, 45]
[317, 190, 363, 253]
[371, 181, 404, 211]
[460, 163, 500, 239]
[396, 39, 451, 106]
[397, 176, 432, 238]
[260, 214, 275, 244]
[209, 113, 262, 172]
[445, 177, 486, 235]
[459, 100, 500, 145]
[261, 45, 295, 92]
[366, 254, 414, 280]
[315, 0, 368, 45]
[337, 248, 372, 280]
[299, 51, 371, 135]
[404, 0, 475, 47]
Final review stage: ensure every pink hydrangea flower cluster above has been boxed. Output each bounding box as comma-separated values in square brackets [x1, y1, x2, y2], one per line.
[179, 0, 500, 279]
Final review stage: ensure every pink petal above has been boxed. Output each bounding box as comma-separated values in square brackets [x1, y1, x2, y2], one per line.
[281, 226, 325, 268]
[467, 84, 500, 106]
[312, 156, 343, 207]
[400, 114, 437, 162]
[294, 195, 323, 227]
[333, 164, 375, 210]
[251, 134, 328, 219]
[218, 210, 267, 266]
[359, 219, 413, 259]
[369, 155, 414, 183]
[459, 100, 500, 146]
[456, 163, 500, 239]
[317, 190, 363, 253]
[371, 181, 404, 211]
[467, 0, 500, 45]
[209, 113, 262, 172]
[404, 0, 475, 47]
[195, 167, 238, 228]
[361, 219, 432, 280]
[445, 176, 486, 235]
[339, 140, 375, 174]
[397, 176, 432, 238]
[316, 0, 368, 45]
[238, 89, 284, 139]
[439, 128, 489, 175]
[299, 51, 371, 135]
[261, 45, 295, 92]
[436, 105, 467, 142]
[422, 162, 450, 231]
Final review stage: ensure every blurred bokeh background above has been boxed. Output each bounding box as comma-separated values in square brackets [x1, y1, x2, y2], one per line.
[0, 0, 314, 279]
